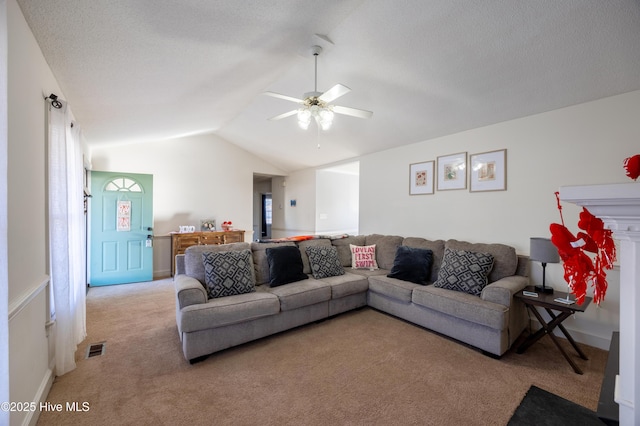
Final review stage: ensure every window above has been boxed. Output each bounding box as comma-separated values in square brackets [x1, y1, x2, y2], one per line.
[104, 177, 142, 192]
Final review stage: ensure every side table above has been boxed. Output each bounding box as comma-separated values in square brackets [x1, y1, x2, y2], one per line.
[514, 286, 592, 374]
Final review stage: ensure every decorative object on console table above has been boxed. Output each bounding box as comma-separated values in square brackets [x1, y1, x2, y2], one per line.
[201, 219, 216, 232]
[221, 221, 233, 231]
[530, 237, 560, 294]
[469, 149, 507, 192]
[436, 152, 467, 191]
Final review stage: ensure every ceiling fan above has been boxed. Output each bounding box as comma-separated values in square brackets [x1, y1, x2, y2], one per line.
[264, 45, 373, 131]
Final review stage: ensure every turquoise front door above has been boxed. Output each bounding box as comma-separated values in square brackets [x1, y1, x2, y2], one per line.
[89, 171, 153, 286]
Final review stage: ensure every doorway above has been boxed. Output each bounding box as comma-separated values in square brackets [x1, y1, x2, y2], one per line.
[253, 174, 274, 241]
[89, 171, 154, 285]
[261, 193, 272, 239]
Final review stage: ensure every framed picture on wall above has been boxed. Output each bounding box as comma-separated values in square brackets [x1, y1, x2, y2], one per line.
[470, 149, 507, 192]
[437, 152, 467, 190]
[409, 161, 435, 195]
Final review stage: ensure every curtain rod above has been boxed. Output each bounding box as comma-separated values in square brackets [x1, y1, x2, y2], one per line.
[46, 93, 74, 128]
[45, 93, 62, 109]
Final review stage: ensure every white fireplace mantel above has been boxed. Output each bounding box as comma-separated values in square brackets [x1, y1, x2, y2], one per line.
[560, 182, 640, 426]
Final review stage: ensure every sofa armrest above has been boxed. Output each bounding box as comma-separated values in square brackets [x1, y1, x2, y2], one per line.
[175, 253, 186, 275]
[481, 275, 529, 307]
[175, 274, 207, 309]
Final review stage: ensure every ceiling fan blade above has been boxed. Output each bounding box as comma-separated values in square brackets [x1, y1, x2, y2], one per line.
[332, 105, 373, 119]
[268, 110, 298, 121]
[318, 84, 351, 103]
[263, 91, 304, 104]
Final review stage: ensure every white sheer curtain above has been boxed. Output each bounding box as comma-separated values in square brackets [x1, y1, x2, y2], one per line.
[48, 99, 87, 376]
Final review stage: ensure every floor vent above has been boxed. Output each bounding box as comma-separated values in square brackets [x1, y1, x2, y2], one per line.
[85, 342, 106, 359]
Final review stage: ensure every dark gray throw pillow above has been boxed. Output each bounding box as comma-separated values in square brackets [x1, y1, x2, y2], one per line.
[433, 248, 494, 296]
[265, 246, 308, 287]
[305, 245, 345, 279]
[202, 249, 255, 299]
[387, 246, 433, 285]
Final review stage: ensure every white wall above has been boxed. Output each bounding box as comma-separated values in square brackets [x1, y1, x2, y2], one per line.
[272, 168, 317, 237]
[316, 166, 359, 235]
[271, 176, 287, 238]
[0, 0, 10, 423]
[272, 162, 360, 238]
[359, 90, 640, 349]
[7, 0, 64, 423]
[90, 133, 286, 276]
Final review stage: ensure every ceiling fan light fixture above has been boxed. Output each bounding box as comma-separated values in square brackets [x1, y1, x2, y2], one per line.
[297, 108, 311, 130]
[265, 44, 372, 130]
[318, 108, 334, 131]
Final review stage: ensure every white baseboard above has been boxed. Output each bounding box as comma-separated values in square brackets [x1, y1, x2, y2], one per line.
[22, 367, 54, 426]
[528, 319, 613, 351]
[153, 269, 171, 279]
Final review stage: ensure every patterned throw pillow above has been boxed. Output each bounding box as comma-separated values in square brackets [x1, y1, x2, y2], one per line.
[433, 248, 494, 296]
[350, 244, 378, 270]
[305, 246, 345, 279]
[202, 249, 255, 299]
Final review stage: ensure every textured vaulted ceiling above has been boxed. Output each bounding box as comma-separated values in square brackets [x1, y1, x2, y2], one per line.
[17, 0, 640, 172]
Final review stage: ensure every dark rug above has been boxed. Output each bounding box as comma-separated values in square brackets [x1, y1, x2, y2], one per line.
[508, 385, 605, 425]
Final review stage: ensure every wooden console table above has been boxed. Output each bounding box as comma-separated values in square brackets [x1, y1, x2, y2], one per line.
[170, 230, 245, 276]
[514, 286, 592, 374]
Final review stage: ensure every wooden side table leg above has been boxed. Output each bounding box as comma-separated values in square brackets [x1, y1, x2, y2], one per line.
[557, 323, 589, 360]
[516, 306, 549, 353]
[545, 308, 589, 360]
[545, 328, 584, 374]
[520, 307, 584, 374]
[543, 310, 584, 374]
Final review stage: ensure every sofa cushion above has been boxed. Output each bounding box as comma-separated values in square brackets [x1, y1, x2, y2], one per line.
[332, 235, 366, 266]
[184, 242, 251, 283]
[264, 279, 331, 311]
[251, 241, 297, 285]
[368, 275, 422, 303]
[318, 272, 369, 299]
[180, 292, 280, 333]
[387, 246, 433, 285]
[297, 238, 332, 274]
[350, 244, 378, 269]
[402, 237, 446, 281]
[364, 234, 404, 269]
[433, 248, 494, 296]
[345, 267, 389, 278]
[266, 245, 308, 287]
[445, 239, 516, 283]
[305, 245, 345, 279]
[412, 285, 508, 330]
[202, 250, 255, 299]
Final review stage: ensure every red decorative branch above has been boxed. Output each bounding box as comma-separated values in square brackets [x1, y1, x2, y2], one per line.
[549, 193, 616, 305]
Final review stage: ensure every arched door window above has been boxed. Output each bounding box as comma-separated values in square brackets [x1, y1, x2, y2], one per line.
[104, 177, 143, 193]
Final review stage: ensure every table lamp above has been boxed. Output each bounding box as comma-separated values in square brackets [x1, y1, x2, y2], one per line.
[530, 237, 560, 294]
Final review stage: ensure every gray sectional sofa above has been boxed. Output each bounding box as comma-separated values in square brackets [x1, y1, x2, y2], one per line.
[174, 234, 529, 362]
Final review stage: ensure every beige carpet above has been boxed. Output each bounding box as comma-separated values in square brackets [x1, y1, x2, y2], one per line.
[37, 278, 608, 426]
